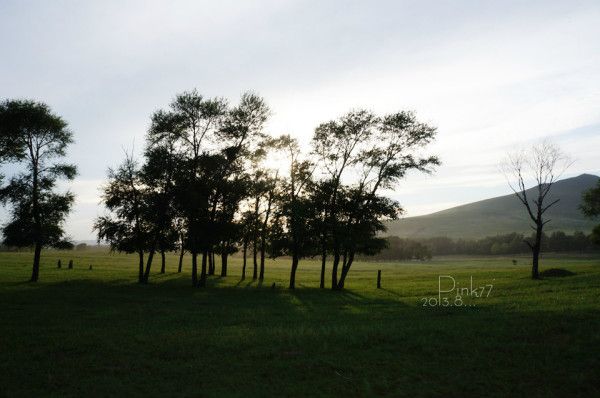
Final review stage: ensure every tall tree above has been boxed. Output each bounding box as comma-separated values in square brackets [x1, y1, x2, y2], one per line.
[311, 110, 378, 289]
[162, 90, 228, 287]
[175, 218, 187, 273]
[581, 179, 600, 244]
[0, 100, 77, 282]
[270, 135, 317, 289]
[503, 141, 571, 279]
[335, 111, 439, 288]
[309, 179, 334, 288]
[214, 173, 248, 277]
[214, 93, 270, 279]
[239, 210, 254, 280]
[258, 171, 278, 280]
[94, 153, 150, 283]
[141, 110, 181, 280]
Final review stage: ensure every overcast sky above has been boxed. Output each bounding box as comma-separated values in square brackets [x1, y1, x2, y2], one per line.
[1, 0, 599, 241]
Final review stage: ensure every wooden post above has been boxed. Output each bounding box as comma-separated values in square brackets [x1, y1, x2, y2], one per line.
[57, 259, 61, 269]
[68, 260, 73, 269]
[377, 270, 381, 289]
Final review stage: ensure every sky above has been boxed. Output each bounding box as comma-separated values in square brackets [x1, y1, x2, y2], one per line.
[1, 0, 599, 241]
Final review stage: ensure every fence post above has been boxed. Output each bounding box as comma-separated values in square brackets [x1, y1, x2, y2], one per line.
[377, 270, 381, 289]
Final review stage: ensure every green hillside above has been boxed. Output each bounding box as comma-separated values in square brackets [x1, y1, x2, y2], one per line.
[386, 174, 599, 239]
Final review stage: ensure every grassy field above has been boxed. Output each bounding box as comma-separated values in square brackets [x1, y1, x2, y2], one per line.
[1, 250, 599, 397]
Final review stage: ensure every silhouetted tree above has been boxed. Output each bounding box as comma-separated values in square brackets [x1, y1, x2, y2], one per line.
[502, 141, 571, 279]
[0, 100, 77, 282]
[311, 110, 378, 289]
[239, 210, 254, 280]
[258, 171, 278, 280]
[581, 179, 600, 244]
[162, 90, 228, 286]
[251, 192, 260, 280]
[142, 111, 181, 280]
[334, 111, 439, 288]
[175, 219, 187, 273]
[214, 174, 248, 277]
[308, 180, 333, 288]
[336, 189, 400, 288]
[94, 153, 150, 283]
[270, 135, 317, 289]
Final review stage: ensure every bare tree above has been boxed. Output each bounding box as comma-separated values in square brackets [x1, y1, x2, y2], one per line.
[502, 140, 571, 279]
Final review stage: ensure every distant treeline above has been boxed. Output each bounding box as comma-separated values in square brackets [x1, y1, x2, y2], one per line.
[367, 231, 598, 260]
[0, 243, 106, 252]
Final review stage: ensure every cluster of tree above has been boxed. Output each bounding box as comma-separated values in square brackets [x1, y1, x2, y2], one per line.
[369, 231, 598, 260]
[94, 89, 439, 289]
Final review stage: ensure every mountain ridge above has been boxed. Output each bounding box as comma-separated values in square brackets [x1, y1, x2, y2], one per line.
[386, 174, 599, 239]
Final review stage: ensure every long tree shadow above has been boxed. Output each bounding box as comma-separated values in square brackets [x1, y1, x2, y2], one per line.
[2, 276, 600, 398]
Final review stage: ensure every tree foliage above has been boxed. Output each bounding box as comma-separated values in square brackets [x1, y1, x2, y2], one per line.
[581, 180, 600, 244]
[0, 100, 77, 281]
[93, 90, 439, 289]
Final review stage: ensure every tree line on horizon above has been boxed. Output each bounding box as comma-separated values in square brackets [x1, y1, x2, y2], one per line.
[367, 230, 599, 261]
[3, 229, 595, 261]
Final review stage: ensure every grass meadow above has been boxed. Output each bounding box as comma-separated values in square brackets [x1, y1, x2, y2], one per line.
[1, 250, 599, 397]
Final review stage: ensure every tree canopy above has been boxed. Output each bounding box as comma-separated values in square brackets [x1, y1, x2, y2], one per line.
[0, 99, 77, 281]
[581, 180, 600, 244]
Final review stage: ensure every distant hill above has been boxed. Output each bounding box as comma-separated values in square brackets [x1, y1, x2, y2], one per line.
[386, 174, 599, 239]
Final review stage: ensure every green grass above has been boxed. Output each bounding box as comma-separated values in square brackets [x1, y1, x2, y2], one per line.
[1, 250, 599, 397]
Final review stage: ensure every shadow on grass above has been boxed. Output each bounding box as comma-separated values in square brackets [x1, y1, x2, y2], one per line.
[540, 268, 577, 278]
[0, 274, 410, 316]
[2, 273, 600, 398]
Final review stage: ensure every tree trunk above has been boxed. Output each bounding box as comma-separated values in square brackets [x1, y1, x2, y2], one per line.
[289, 254, 299, 289]
[242, 240, 247, 280]
[178, 248, 184, 273]
[320, 245, 326, 289]
[199, 250, 208, 287]
[160, 250, 166, 274]
[138, 251, 145, 284]
[191, 252, 198, 287]
[30, 242, 42, 282]
[220, 252, 228, 277]
[252, 238, 258, 280]
[259, 193, 273, 282]
[208, 250, 214, 276]
[259, 236, 266, 280]
[143, 249, 155, 283]
[331, 247, 340, 290]
[532, 248, 540, 279]
[337, 252, 354, 289]
[30, 160, 42, 283]
[531, 224, 543, 279]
